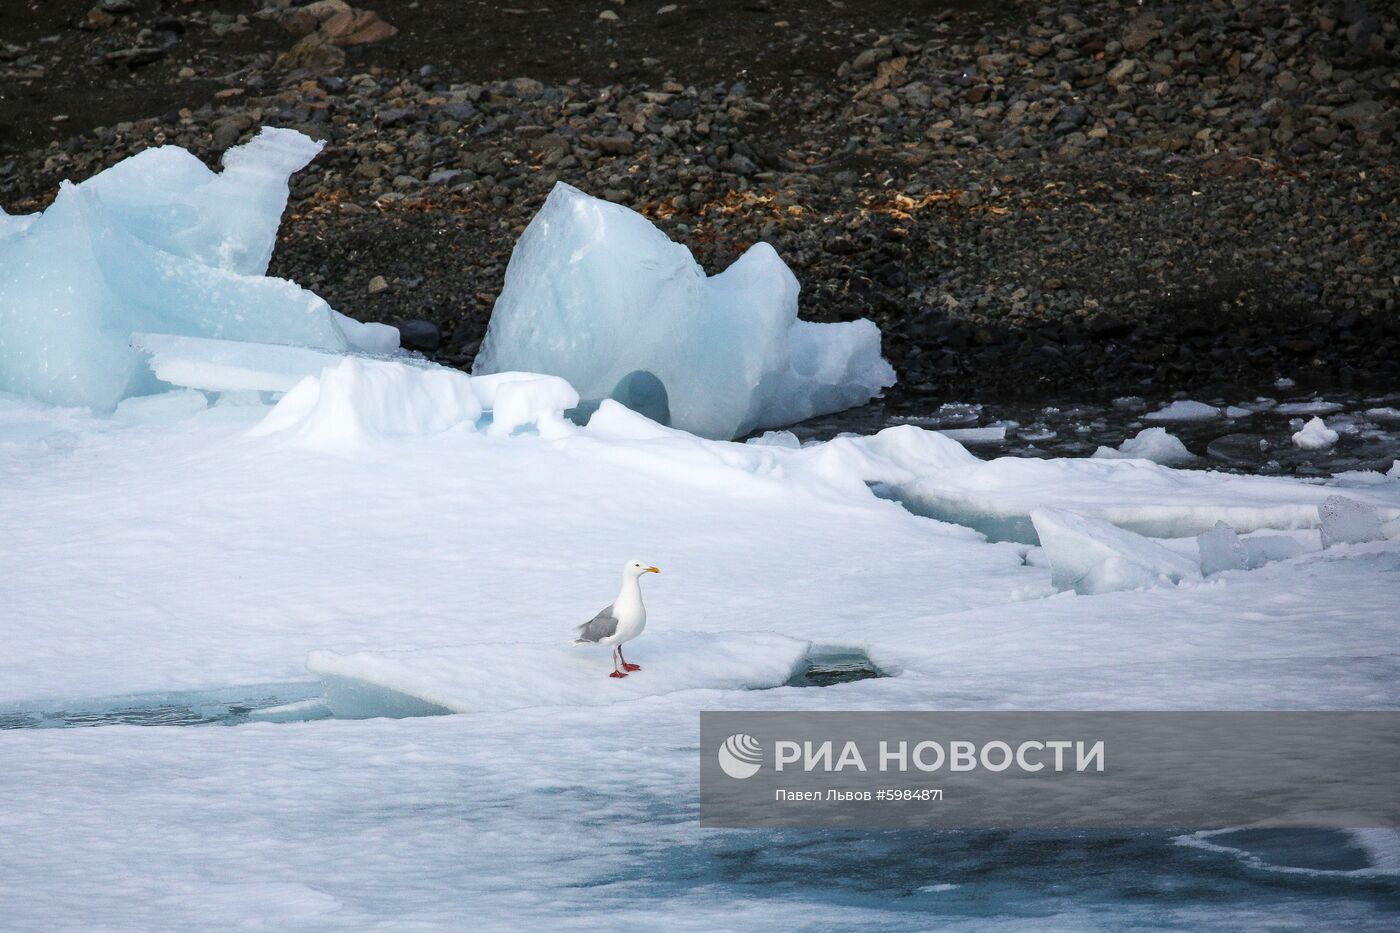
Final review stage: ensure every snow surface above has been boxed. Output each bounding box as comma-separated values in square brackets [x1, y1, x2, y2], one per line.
[2, 361, 1400, 928]
[471, 182, 895, 439]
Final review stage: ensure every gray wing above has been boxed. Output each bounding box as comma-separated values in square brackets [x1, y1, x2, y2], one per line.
[574, 604, 619, 643]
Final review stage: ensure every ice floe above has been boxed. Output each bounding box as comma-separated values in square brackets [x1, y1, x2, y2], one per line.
[2, 376, 1400, 930]
[308, 632, 812, 716]
[886, 450, 1400, 544]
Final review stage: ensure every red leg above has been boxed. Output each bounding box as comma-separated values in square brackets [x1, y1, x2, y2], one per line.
[609, 646, 628, 678]
[619, 646, 641, 672]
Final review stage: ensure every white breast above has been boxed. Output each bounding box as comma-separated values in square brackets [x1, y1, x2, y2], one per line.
[607, 577, 647, 645]
[611, 605, 646, 644]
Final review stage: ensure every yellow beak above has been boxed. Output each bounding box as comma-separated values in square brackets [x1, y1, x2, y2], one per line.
[647, 566, 661, 574]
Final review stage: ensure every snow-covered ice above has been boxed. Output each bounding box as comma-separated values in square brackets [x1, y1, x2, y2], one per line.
[471, 182, 895, 439]
[308, 632, 812, 716]
[4, 165, 1400, 927]
[1293, 416, 1340, 450]
[248, 357, 487, 451]
[0, 128, 395, 412]
[2, 372, 1400, 929]
[884, 445, 1400, 544]
[1092, 426, 1196, 465]
[1031, 507, 1201, 594]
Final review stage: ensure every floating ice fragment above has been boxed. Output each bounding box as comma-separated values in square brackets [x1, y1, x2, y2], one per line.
[1274, 400, 1345, 416]
[1017, 424, 1057, 442]
[1143, 400, 1221, 422]
[939, 425, 1007, 444]
[748, 430, 802, 448]
[1319, 496, 1383, 549]
[471, 182, 895, 439]
[1031, 507, 1201, 595]
[1092, 427, 1195, 466]
[1292, 417, 1339, 451]
[0, 128, 393, 412]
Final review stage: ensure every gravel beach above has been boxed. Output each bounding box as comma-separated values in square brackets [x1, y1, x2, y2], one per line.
[2, 0, 1397, 402]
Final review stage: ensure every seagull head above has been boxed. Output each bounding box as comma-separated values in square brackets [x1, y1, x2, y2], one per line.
[626, 559, 661, 577]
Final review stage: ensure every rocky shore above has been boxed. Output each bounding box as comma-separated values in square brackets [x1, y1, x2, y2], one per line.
[2, 0, 1397, 401]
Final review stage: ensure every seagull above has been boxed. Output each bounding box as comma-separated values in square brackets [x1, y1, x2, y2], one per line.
[573, 560, 660, 678]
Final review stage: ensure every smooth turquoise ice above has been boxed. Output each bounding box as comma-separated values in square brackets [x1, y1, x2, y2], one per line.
[0, 128, 356, 411]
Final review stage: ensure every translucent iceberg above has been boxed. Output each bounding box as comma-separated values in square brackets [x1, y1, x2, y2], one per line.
[1197, 521, 1249, 576]
[1031, 507, 1201, 595]
[0, 128, 394, 412]
[471, 182, 895, 440]
[1319, 495, 1384, 549]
